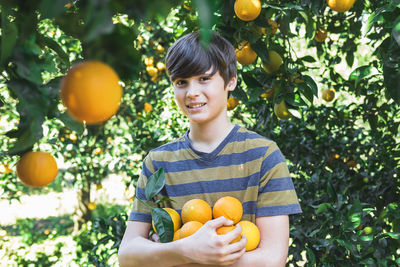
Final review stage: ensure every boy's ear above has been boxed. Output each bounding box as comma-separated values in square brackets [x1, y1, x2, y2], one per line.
[226, 75, 237, 92]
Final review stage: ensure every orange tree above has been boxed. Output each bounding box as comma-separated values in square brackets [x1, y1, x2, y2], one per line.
[0, 0, 399, 265]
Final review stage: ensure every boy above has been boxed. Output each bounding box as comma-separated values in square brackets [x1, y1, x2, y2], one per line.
[118, 31, 302, 267]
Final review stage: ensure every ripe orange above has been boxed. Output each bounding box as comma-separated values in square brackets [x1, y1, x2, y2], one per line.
[237, 221, 260, 251]
[216, 226, 242, 243]
[16, 152, 58, 187]
[322, 88, 336, 102]
[274, 100, 293, 120]
[315, 28, 328, 42]
[327, 0, 356, 12]
[173, 228, 181, 241]
[236, 41, 257, 66]
[181, 199, 212, 224]
[0, 163, 12, 174]
[234, 0, 261, 21]
[152, 208, 182, 233]
[213, 196, 243, 224]
[146, 66, 158, 77]
[179, 221, 203, 239]
[60, 61, 122, 124]
[144, 102, 153, 113]
[227, 97, 239, 111]
[88, 202, 97, 210]
[262, 51, 283, 73]
[144, 57, 154, 66]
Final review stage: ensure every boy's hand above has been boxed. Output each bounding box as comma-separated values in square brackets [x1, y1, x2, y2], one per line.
[180, 216, 247, 266]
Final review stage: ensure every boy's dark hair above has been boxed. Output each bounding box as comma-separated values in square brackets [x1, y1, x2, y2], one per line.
[165, 31, 237, 87]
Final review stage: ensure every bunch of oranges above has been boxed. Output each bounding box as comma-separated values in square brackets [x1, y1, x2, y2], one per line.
[152, 196, 261, 251]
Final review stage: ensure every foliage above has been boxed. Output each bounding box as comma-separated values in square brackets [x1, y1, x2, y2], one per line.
[0, 0, 399, 266]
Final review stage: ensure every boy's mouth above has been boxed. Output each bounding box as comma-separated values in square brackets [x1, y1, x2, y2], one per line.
[187, 103, 206, 108]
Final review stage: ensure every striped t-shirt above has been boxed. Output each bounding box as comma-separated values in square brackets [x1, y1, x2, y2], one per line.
[129, 124, 301, 223]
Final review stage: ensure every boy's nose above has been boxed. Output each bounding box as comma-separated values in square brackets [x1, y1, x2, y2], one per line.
[186, 84, 200, 97]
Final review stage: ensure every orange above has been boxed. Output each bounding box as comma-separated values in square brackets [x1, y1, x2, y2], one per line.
[315, 28, 328, 42]
[179, 221, 203, 239]
[146, 66, 158, 77]
[212, 196, 243, 224]
[227, 97, 239, 111]
[144, 57, 154, 66]
[156, 44, 165, 53]
[173, 228, 181, 241]
[0, 163, 12, 174]
[262, 51, 283, 73]
[156, 62, 166, 71]
[181, 199, 212, 224]
[60, 61, 122, 124]
[152, 208, 182, 233]
[327, 0, 356, 12]
[234, 0, 261, 21]
[88, 202, 97, 210]
[144, 102, 153, 113]
[236, 41, 257, 66]
[237, 221, 260, 251]
[16, 152, 58, 187]
[322, 88, 336, 102]
[216, 226, 242, 243]
[274, 100, 293, 120]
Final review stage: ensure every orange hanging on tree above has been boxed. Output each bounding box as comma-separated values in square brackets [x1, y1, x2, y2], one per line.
[60, 60, 123, 124]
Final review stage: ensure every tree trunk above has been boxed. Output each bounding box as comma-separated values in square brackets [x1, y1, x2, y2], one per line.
[73, 177, 91, 234]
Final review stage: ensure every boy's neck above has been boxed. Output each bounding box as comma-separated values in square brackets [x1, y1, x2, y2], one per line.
[188, 118, 235, 153]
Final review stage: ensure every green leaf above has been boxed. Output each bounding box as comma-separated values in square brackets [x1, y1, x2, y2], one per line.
[193, 0, 217, 46]
[301, 75, 318, 96]
[298, 55, 316, 63]
[349, 65, 374, 88]
[298, 83, 314, 104]
[316, 203, 333, 214]
[84, 3, 114, 43]
[8, 116, 44, 154]
[152, 208, 174, 243]
[383, 62, 400, 105]
[145, 168, 165, 200]
[242, 72, 262, 89]
[392, 18, 400, 46]
[58, 112, 85, 134]
[39, 0, 70, 18]
[251, 40, 270, 62]
[0, 6, 18, 68]
[37, 34, 70, 65]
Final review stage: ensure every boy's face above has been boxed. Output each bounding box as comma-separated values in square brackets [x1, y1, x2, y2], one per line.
[172, 69, 236, 125]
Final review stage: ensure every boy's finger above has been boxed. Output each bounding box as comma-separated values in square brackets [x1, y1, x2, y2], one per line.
[204, 216, 233, 229]
[218, 224, 243, 244]
[225, 234, 247, 254]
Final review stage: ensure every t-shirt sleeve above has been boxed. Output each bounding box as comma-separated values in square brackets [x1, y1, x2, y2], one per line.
[129, 154, 156, 223]
[257, 141, 302, 217]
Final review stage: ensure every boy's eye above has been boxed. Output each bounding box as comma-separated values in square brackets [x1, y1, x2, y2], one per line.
[175, 80, 187, 87]
[199, 76, 211, 82]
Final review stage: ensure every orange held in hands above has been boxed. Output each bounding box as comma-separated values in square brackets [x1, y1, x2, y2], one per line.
[216, 225, 242, 243]
[237, 220, 260, 251]
[152, 208, 182, 233]
[16, 151, 58, 187]
[179, 221, 203, 239]
[60, 60, 123, 124]
[181, 199, 212, 224]
[213, 196, 243, 224]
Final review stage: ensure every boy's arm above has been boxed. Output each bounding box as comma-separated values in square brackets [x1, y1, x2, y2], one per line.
[118, 217, 247, 267]
[177, 215, 289, 267]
